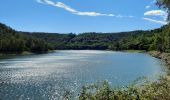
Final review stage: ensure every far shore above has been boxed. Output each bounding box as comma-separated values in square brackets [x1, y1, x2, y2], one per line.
[0, 50, 56, 57]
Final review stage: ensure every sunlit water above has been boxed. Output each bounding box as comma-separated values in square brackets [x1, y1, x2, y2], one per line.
[0, 50, 167, 100]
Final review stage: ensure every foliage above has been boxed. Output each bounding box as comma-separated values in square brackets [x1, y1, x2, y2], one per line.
[1, 22, 170, 53]
[27, 24, 170, 52]
[79, 76, 170, 100]
[0, 23, 49, 53]
[109, 24, 170, 53]
[29, 31, 146, 50]
[28, 32, 76, 50]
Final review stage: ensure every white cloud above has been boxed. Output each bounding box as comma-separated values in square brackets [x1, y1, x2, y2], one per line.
[143, 17, 168, 25]
[127, 15, 135, 18]
[37, 0, 134, 18]
[37, 0, 114, 17]
[145, 6, 151, 9]
[144, 10, 168, 21]
[144, 10, 167, 16]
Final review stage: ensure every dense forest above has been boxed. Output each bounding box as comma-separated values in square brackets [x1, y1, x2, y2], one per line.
[0, 22, 170, 53]
[0, 23, 49, 53]
[30, 31, 144, 50]
[30, 25, 170, 52]
[109, 25, 170, 52]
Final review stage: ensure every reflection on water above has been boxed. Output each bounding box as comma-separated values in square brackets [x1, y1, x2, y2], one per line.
[0, 50, 167, 100]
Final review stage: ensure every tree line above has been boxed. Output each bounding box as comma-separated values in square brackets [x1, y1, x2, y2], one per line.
[30, 25, 170, 53]
[0, 22, 170, 53]
[0, 23, 49, 53]
[29, 31, 147, 50]
[109, 25, 170, 52]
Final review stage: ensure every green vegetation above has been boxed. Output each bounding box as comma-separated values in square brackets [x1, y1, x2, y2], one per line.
[79, 76, 170, 100]
[28, 31, 142, 50]
[67, 32, 140, 50]
[109, 25, 170, 52]
[28, 32, 76, 50]
[1, 22, 170, 54]
[0, 1, 170, 99]
[29, 24, 170, 53]
[0, 0, 170, 99]
[0, 23, 50, 54]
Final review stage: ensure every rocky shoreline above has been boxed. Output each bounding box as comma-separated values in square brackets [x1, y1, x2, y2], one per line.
[149, 51, 170, 69]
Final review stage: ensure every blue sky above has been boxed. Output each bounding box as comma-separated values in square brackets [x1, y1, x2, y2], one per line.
[0, 0, 168, 33]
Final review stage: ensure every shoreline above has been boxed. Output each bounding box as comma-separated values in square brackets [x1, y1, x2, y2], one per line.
[0, 50, 55, 57]
[149, 51, 170, 69]
[0, 51, 34, 56]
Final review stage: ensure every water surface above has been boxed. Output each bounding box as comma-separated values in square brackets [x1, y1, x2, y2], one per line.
[0, 50, 167, 99]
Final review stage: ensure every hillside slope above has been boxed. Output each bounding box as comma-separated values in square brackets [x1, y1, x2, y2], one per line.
[0, 23, 49, 53]
[0, 22, 170, 52]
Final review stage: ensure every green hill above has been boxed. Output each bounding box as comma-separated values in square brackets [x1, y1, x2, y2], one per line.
[0, 22, 170, 53]
[0, 23, 49, 53]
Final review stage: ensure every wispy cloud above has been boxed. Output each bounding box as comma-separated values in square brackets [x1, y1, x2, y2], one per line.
[37, 0, 168, 25]
[144, 10, 167, 16]
[143, 17, 167, 25]
[144, 10, 168, 21]
[143, 0, 168, 25]
[36, 0, 133, 18]
[145, 6, 151, 9]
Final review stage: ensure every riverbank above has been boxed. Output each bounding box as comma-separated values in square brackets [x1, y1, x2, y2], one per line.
[0, 51, 34, 56]
[122, 50, 146, 53]
[0, 50, 55, 57]
[149, 51, 170, 69]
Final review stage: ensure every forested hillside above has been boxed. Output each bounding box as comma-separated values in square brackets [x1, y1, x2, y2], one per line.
[0, 22, 170, 53]
[0, 23, 49, 53]
[28, 33, 76, 50]
[66, 32, 143, 50]
[30, 31, 147, 50]
[30, 25, 170, 52]
[109, 25, 170, 52]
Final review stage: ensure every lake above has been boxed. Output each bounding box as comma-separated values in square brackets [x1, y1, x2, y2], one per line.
[0, 50, 167, 100]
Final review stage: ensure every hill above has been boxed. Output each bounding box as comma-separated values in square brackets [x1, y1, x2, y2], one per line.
[0, 22, 170, 53]
[0, 23, 49, 53]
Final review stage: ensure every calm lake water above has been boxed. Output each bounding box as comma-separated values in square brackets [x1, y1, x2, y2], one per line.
[0, 50, 167, 100]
